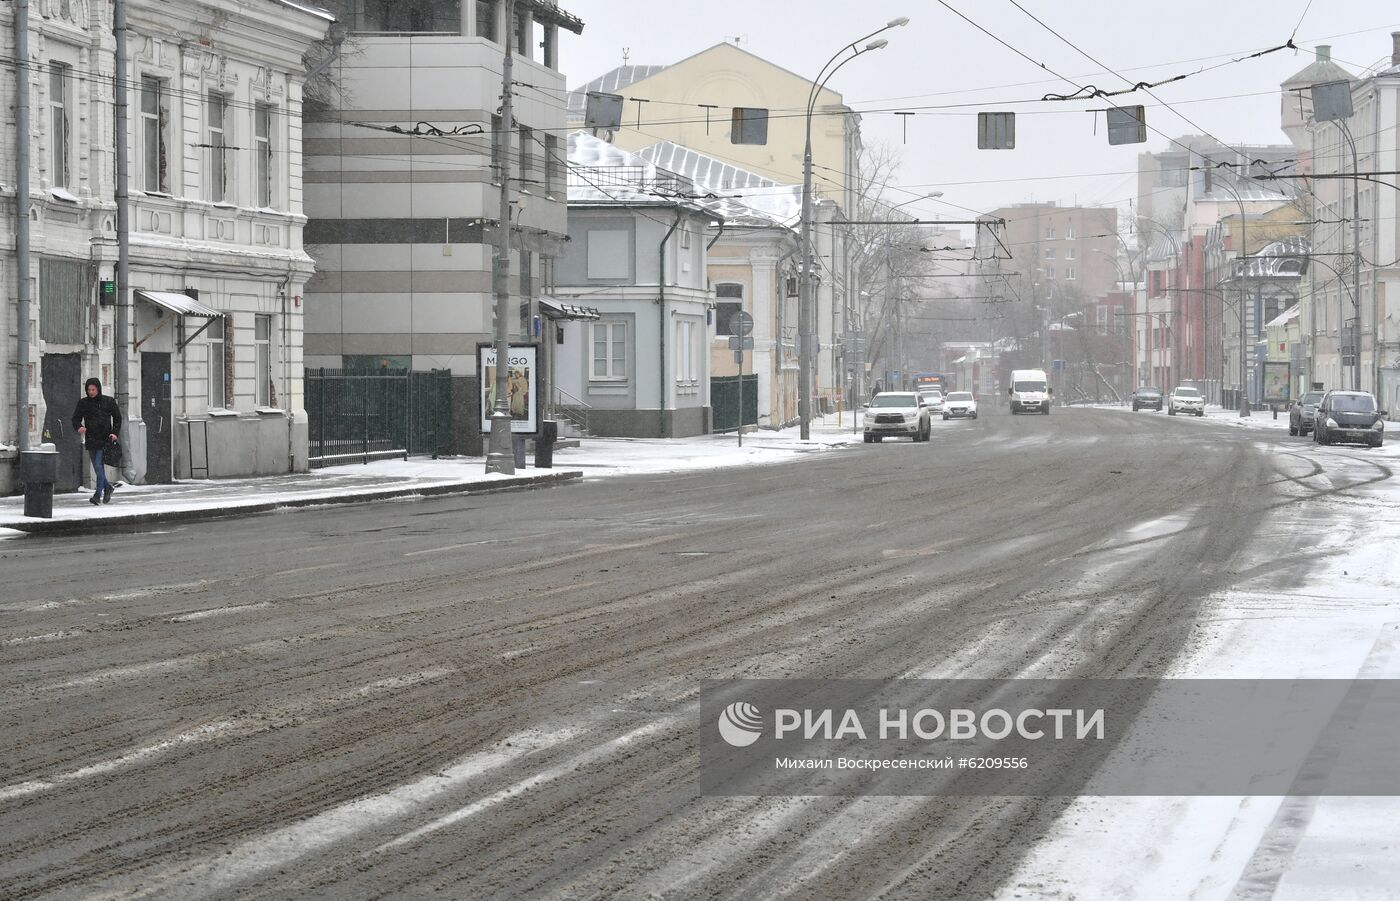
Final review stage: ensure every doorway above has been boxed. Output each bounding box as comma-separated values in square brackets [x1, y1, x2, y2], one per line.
[40, 354, 83, 491]
[141, 352, 172, 483]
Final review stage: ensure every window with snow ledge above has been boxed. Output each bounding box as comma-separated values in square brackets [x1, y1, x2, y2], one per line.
[49, 187, 79, 203]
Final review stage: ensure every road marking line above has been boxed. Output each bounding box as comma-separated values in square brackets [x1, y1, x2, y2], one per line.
[376, 717, 675, 852]
[169, 602, 273, 623]
[882, 541, 945, 559]
[403, 539, 506, 557]
[0, 722, 238, 802]
[106, 726, 582, 897]
[47, 657, 188, 690]
[3, 629, 85, 645]
[4, 668, 459, 805]
[264, 561, 343, 579]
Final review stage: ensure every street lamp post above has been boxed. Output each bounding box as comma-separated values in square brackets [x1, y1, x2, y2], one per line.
[1213, 179, 1253, 417]
[798, 17, 908, 440]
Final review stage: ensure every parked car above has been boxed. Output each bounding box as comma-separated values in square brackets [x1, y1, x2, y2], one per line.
[1313, 390, 1386, 447]
[863, 392, 931, 442]
[1288, 391, 1325, 436]
[1167, 385, 1205, 416]
[943, 391, 978, 420]
[918, 389, 945, 413]
[1131, 387, 1163, 411]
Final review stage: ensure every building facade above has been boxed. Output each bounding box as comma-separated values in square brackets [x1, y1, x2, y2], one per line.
[983, 203, 1119, 372]
[554, 133, 712, 437]
[1299, 35, 1400, 406]
[637, 141, 801, 429]
[2, 0, 332, 494]
[569, 43, 863, 415]
[303, 0, 583, 450]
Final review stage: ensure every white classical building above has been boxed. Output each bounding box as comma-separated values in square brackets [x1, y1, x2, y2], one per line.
[1, 0, 332, 494]
[1297, 36, 1400, 410]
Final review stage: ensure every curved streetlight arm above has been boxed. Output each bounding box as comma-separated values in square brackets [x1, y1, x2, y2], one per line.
[806, 19, 906, 115]
[796, 19, 904, 437]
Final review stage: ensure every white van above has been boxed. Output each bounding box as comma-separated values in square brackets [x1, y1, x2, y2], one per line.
[1009, 368, 1052, 414]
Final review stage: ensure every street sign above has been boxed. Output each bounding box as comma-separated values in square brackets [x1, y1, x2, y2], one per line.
[1107, 105, 1147, 145]
[734, 350, 744, 363]
[729, 311, 754, 337]
[977, 112, 1015, 150]
[727, 335, 754, 350]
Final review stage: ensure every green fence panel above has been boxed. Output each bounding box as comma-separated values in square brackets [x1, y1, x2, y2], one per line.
[710, 374, 758, 432]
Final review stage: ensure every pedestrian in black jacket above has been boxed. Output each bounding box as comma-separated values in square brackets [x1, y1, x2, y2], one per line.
[71, 377, 123, 505]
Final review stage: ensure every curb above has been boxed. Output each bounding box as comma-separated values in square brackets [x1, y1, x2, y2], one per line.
[1, 470, 583, 536]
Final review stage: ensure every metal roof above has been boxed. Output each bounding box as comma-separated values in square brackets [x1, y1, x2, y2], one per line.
[567, 132, 792, 228]
[1280, 48, 1354, 87]
[567, 65, 668, 115]
[636, 142, 802, 226]
[539, 297, 600, 321]
[136, 290, 223, 318]
[1224, 236, 1311, 281]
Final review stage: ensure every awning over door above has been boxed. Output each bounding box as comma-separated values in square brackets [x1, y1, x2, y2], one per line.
[539, 297, 601, 321]
[134, 290, 224, 350]
[135, 290, 223, 318]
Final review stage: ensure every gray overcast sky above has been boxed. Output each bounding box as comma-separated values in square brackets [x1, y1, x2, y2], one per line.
[557, 0, 1399, 223]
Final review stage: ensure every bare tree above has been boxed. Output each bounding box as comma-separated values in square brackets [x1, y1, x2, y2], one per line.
[845, 142, 979, 378]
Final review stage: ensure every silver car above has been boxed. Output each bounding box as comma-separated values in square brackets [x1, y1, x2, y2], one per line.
[918, 389, 945, 414]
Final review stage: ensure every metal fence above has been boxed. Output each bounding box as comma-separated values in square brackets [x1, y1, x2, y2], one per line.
[711, 374, 758, 433]
[306, 368, 453, 466]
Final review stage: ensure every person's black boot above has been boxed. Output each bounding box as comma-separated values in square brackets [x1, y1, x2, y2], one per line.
[89, 493, 101, 506]
[103, 484, 115, 504]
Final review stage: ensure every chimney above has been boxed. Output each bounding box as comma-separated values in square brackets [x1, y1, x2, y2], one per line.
[1392, 32, 1400, 67]
[1317, 45, 1331, 63]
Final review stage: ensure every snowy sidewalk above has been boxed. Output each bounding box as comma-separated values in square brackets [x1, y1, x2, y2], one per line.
[0, 415, 861, 537]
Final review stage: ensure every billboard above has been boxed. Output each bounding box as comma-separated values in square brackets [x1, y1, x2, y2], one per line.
[1262, 361, 1291, 405]
[478, 343, 539, 435]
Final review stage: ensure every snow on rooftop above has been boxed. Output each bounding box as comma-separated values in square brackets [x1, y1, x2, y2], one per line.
[566, 65, 668, 115]
[1264, 303, 1301, 329]
[637, 142, 802, 226]
[567, 132, 793, 228]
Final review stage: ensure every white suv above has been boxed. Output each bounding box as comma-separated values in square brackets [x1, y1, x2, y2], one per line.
[1168, 385, 1205, 416]
[864, 392, 931, 442]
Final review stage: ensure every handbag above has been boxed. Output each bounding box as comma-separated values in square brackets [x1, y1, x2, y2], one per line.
[102, 436, 124, 468]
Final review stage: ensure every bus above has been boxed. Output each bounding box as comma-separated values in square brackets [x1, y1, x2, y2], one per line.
[912, 372, 956, 394]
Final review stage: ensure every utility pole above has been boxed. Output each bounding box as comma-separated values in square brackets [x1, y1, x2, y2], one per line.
[486, 0, 517, 474]
[15, 0, 31, 451]
[114, 0, 131, 411]
[1342, 120, 1362, 391]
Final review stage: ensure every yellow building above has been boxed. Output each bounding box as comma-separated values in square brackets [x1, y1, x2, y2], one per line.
[568, 43, 859, 209]
[568, 43, 865, 409]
